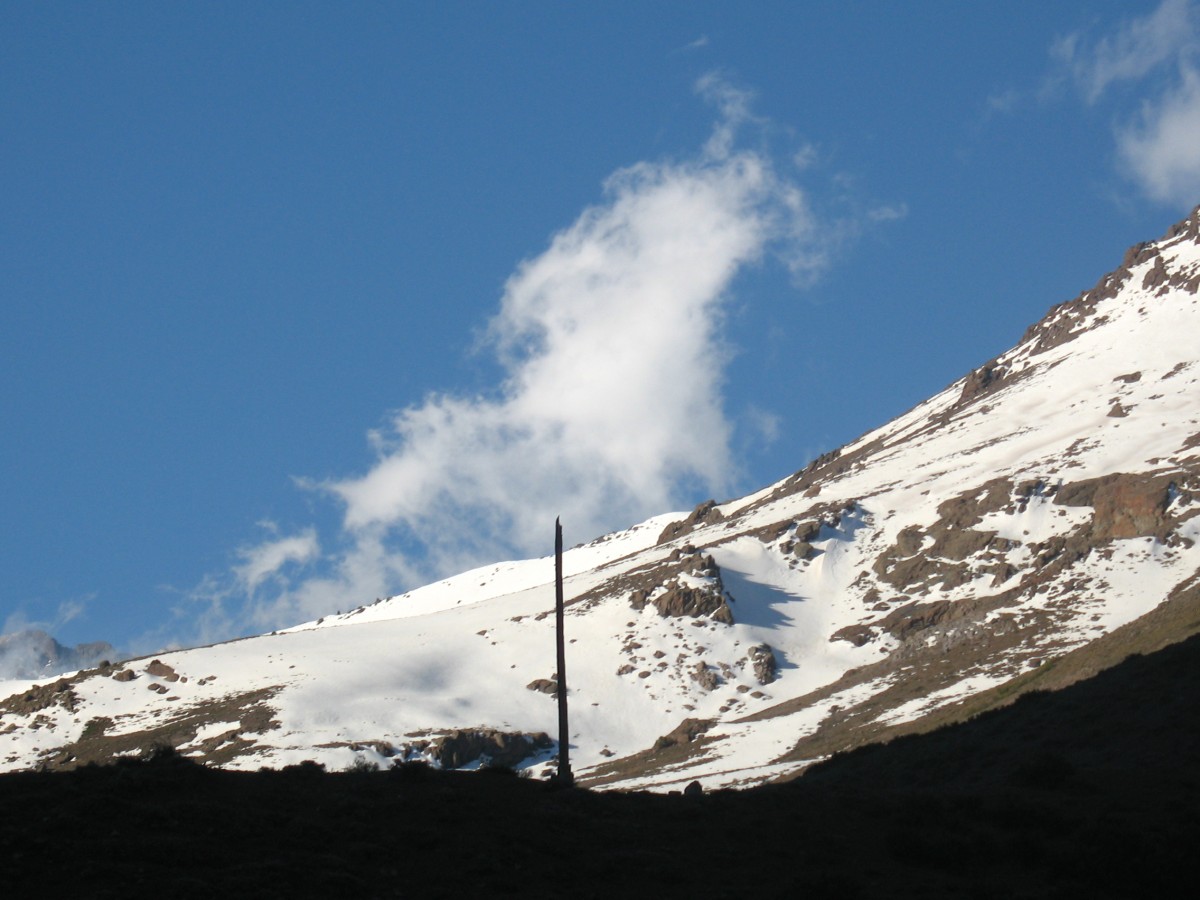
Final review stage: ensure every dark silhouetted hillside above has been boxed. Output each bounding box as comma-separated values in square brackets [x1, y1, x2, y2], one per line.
[3, 630, 1198, 898]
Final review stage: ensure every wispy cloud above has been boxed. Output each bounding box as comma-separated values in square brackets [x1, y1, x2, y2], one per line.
[3, 598, 88, 637]
[1117, 65, 1200, 203]
[867, 203, 908, 224]
[235, 524, 320, 594]
[181, 74, 896, 641]
[677, 35, 710, 53]
[1053, 0, 1196, 103]
[742, 406, 781, 445]
[1053, 0, 1200, 205]
[791, 143, 819, 171]
[695, 72, 760, 160]
[986, 89, 1020, 116]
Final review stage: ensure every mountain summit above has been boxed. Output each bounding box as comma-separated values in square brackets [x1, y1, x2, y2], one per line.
[3, 208, 1198, 788]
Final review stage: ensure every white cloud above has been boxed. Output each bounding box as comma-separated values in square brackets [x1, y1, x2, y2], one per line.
[868, 203, 909, 223]
[792, 144, 819, 171]
[235, 525, 320, 593]
[695, 72, 763, 161]
[985, 88, 1021, 117]
[1054, 0, 1196, 103]
[1051, 0, 1200, 206]
[182, 74, 898, 641]
[3, 598, 89, 637]
[1118, 65, 1200, 203]
[743, 406, 781, 445]
[329, 93, 785, 576]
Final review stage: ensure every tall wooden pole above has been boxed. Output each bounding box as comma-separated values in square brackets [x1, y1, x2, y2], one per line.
[555, 517, 573, 787]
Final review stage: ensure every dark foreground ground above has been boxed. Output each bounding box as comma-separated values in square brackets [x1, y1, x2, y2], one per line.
[3, 633, 1200, 899]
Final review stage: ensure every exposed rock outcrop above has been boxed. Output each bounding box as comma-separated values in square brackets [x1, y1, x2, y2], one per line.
[629, 550, 734, 624]
[525, 677, 558, 697]
[747, 644, 777, 685]
[635, 582, 734, 623]
[145, 660, 180, 682]
[959, 362, 1010, 405]
[651, 718, 712, 751]
[689, 661, 720, 691]
[0, 678, 80, 717]
[872, 479, 1018, 594]
[657, 499, 725, 545]
[1056, 472, 1179, 541]
[422, 729, 552, 769]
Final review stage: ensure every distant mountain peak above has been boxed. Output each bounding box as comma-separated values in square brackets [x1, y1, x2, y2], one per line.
[0, 629, 119, 681]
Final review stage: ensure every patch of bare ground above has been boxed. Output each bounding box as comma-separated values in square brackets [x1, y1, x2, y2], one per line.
[579, 717, 719, 788]
[775, 566, 1200, 779]
[741, 602, 1042, 768]
[869, 478, 1020, 596]
[742, 486, 1199, 773]
[35, 686, 283, 770]
[0, 665, 100, 716]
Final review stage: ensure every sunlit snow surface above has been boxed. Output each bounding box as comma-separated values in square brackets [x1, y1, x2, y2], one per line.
[2, 224, 1199, 789]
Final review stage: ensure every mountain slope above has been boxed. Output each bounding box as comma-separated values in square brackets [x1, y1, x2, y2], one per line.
[3, 207, 1199, 789]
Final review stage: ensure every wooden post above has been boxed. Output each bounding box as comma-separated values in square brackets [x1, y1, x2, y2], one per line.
[555, 517, 573, 787]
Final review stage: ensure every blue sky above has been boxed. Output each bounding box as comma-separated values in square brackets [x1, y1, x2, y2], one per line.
[3, 1, 1199, 659]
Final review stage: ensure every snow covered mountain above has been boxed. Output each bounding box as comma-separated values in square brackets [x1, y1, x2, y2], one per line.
[4, 207, 1199, 790]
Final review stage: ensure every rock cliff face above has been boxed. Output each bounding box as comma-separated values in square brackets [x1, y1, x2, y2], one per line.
[2, 207, 1200, 790]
